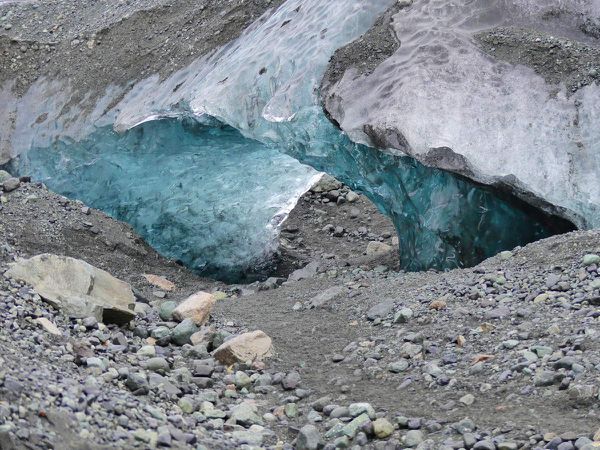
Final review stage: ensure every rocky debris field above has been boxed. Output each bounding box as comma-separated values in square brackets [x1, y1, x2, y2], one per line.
[1, 171, 600, 450]
[274, 174, 399, 278]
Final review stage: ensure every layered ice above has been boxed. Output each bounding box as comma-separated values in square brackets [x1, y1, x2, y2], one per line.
[1, 0, 580, 276]
[322, 0, 600, 227]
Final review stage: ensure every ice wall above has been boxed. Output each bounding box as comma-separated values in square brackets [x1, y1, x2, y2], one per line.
[1, 0, 580, 276]
[322, 0, 600, 228]
[10, 118, 319, 279]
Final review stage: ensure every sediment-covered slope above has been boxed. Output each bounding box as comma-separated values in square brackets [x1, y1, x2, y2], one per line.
[321, 0, 600, 228]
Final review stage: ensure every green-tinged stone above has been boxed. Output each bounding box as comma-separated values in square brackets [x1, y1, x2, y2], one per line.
[342, 413, 371, 438]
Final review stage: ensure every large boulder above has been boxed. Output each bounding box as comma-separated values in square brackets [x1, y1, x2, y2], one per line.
[5, 254, 135, 324]
[172, 291, 215, 325]
[213, 330, 273, 366]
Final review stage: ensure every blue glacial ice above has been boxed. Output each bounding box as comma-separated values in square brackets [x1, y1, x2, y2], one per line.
[2, 0, 577, 278]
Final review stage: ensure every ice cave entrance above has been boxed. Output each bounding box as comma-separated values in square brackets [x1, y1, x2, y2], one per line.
[7, 116, 575, 281]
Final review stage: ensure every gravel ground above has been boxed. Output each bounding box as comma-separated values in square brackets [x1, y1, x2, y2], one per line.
[1, 175, 599, 449]
[1, 1, 600, 448]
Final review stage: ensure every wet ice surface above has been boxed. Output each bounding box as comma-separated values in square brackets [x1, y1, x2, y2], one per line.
[12, 119, 319, 280]
[1, 0, 580, 277]
[327, 0, 600, 228]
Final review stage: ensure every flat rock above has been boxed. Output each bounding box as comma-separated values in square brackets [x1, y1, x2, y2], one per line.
[308, 286, 345, 309]
[288, 261, 320, 282]
[366, 241, 393, 257]
[5, 254, 135, 324]
[34, 317, 61, 336]
[143, 274, 175, 291]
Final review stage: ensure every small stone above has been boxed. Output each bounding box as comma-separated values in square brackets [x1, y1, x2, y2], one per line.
[502, 340, 519, 349]
[582, 254, 600, 266]
[388, 359, 410, 373]
[234, 371, 252, 389]
[158, 301, 177, 321]
[282, 371, 301, 390]
[230, 402, 263, 426]
[2, 177, 20, 192]
[459, 394, 475, 406]
[342, 413, 370, 438]
[172, 318, 199, 346]
[534, 371, 558, 387]
[297, 424, 323, 450]
[403, 430, 424, 447]
[151, 326, 171, 340]
[373, 418, 395, 439]
[429, 299, 447, 310]
[34, 317, 61, 336]
[367, 300, 395, 320]
[144, 357, 170, 373]
[348, 403, 375, 419]
[341, 191, 358, 204]
[137, 345, 156, 357]
[394, 307, 413, 323]
[473, 441, 496, 450]
[178, 397, 195, 414]
[284, 403, 298, 418]
[125, 373, 148, 393]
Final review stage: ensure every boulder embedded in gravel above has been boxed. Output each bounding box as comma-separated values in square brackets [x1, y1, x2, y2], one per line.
[5, 254, 135, 324]
[2, 177, 20, 192]
[367, 300, 395, 320]
[213, 330, 273, 365]
[172, 291, 215, 325]
[308, 286, 345, 309]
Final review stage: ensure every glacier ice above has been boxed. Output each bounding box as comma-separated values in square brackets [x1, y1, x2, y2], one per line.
[10, 118, 319, 279]
[321, 0, 600, 228]
[9, 112, 573, 276]
[1, 0, 579, 277]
